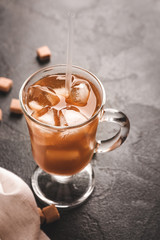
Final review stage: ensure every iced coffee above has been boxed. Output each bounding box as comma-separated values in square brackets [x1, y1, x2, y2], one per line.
[24, 74, 101, 175]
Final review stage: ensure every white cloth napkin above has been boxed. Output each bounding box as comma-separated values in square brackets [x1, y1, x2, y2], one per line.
[0, 167, 49, 240]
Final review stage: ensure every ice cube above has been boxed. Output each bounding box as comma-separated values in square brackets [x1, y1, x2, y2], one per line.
[54, 87, 66, 97]
[54, 75, 74, 97]
[59, 110, 68, 126]
[61, 106, 88, 126]
[27, 85, 60, 109]
[37, 75, 66, 97]
[29, 100, 43, 111]
[66, 80, 90, 106]
[32, 107, 59, 126]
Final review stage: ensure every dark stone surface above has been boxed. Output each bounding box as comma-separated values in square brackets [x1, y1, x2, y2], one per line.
[0, 0, 160, 239]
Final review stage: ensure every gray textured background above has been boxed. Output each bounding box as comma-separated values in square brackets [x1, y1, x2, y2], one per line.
[0, 0, 160, 239]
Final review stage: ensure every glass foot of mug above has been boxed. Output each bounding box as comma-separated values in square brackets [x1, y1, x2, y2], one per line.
[31, 163, 95, 209]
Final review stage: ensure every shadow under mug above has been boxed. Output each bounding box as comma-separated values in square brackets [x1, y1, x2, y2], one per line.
[19, 65, 130, 209]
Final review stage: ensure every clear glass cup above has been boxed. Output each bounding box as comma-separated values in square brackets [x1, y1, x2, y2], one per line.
[19, 65, 130, 209]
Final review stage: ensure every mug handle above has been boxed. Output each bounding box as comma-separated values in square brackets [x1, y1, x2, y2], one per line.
[95, 108, 130, 153]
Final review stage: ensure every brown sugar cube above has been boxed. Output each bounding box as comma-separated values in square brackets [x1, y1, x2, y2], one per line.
[10, 98, 23, 114]
[38, 208, 46, 225]
[0, 109, 2, 121]
[37, 46, 51, 61]
[42, 204, 60, 224]
[0, 77, 13, 92]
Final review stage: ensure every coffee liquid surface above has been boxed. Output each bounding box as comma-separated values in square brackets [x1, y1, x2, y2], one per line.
[25, 74, 101, 126]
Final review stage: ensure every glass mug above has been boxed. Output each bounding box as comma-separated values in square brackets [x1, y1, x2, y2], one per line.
[19, 65, 130, 208]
